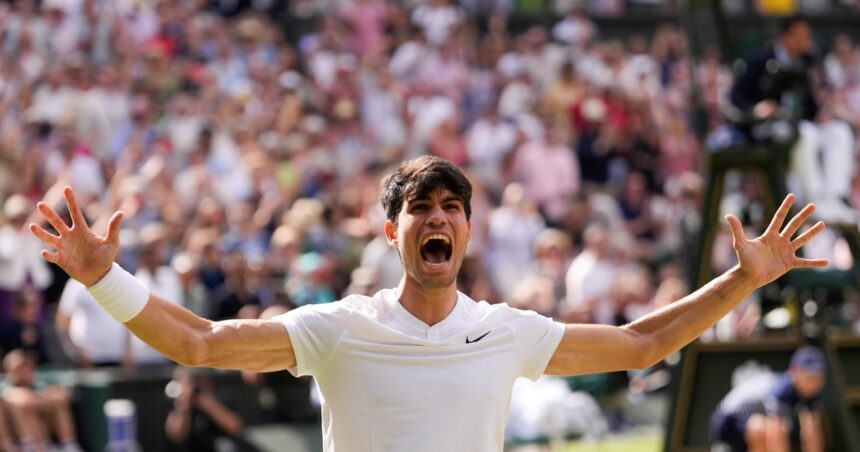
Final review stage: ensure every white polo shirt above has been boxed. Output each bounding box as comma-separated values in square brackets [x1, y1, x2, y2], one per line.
[277, 289, 565, 452]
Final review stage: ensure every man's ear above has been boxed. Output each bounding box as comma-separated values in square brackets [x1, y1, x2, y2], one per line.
[467, 220, 472, 243]
[384, 219, 398, 248]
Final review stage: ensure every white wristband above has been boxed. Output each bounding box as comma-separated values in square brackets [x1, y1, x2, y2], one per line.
[86, 263, 150, 323]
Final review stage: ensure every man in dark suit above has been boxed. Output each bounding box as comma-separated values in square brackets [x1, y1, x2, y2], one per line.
[728, 17, 857, 223]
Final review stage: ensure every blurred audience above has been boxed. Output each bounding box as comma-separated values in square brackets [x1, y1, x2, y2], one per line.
[56, 278, 129, 368]
[1, 349, 81, 452]
[726, 17, 857, 223]
[165, 367, 259, 452]
[0, 195, 52, 322]
[563, 221, 621, 324]
[0, 399, 15, 452]
[0, 0, 857, 444]
[0, 290, 49, 365]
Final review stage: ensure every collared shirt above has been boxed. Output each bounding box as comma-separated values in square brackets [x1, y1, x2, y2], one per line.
[773, 41, 793, 65]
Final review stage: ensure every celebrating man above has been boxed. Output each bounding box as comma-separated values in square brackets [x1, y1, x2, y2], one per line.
[30, 156, 826, 451]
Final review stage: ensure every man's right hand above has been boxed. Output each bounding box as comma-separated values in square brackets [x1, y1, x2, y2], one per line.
[753, 100, 780, 119]
[29, 186, 125, 287]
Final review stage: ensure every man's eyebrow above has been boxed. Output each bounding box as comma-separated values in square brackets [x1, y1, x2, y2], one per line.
[406, 195, 462, 204]
[405, 194, 431, 204]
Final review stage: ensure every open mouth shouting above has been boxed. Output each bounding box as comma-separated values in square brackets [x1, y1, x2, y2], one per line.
[420, 234, 453, 268]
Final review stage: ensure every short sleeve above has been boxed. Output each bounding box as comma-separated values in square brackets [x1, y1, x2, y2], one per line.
[509, 308, 566, 381]
[275, 302, 349, 377]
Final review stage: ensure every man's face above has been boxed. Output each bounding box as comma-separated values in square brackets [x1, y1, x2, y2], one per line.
[783, 22, 813, 57]
[385, 188, 471, 290]
[791, 367, 826, 399]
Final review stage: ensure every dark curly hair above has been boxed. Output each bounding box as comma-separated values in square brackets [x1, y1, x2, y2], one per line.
[380, 156, 472, 224]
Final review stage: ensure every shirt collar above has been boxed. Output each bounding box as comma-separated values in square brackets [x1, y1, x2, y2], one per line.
[376, 288, 467, 339]
[774, 41, 793, 64]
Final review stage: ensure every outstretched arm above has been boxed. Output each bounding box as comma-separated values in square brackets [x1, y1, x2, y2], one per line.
[125, 296, 295, 371]
[30, 187, 295, 372]
[546, 194, 826, 375]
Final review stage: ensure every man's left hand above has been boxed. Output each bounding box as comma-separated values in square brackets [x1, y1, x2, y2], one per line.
[726, 193, 827, 288]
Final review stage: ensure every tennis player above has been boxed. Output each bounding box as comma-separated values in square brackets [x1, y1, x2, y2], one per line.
[30, 156, 826, 451]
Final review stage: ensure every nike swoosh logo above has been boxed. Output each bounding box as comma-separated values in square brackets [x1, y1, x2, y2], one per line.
[465, 331, 491, 344]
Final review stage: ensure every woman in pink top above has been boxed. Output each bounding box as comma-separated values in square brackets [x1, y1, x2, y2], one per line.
[342, 0, 387, 57]
[428, 115, 469, 167]
[659, 115, 699, 181]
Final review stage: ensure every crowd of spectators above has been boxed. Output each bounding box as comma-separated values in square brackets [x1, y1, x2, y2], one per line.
[1, 0, 860, 448]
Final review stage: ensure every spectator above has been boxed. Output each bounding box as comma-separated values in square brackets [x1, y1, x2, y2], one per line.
[171, 252, 210, 319]
[211, 252, 262, 321]
[165, 367, 258, 452]
[563, 221, 621, 324]
[0, 399, 16, 452]
[130, 223, 182, 366]
[359, 211, 403, 291]
[487, 183, 545, 296]
[358, 64, 408, 152]
[610, 264, 654, 324]
[341, 0, 388, 57]
[2, 0, 48, 57]
[1, 349, 82, 452]
[510, 123, 580, 225]
[410, 0, 463, 48]
[710, 346, 827, 452]
[0, 290, 49, 365]
[56, 279, 129, 368]
[464, 104, 519, 193]
[531, 227, 574, 306]
[0, 194, 51, 321]
[727, 17, 856, 223]
[427, 113, 469, 167]
[658, 113, 699, 184]
[823, 34, 857, 90]
[551, 7, 597, 49]
[45, 112, 106, 198]
[541, 61, 587, 142]
[617, 171, 661, 260]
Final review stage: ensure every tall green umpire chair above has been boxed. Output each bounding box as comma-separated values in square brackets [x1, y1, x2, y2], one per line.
[665, 3, 860, 450]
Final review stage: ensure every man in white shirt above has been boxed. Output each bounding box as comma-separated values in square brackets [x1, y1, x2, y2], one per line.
[0, 195, 53, 320]
[56, 279, 128, 367]
[564, 222, 619, 324]
[31, 156, 827, 452]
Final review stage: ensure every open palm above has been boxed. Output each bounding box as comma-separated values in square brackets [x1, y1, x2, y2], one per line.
[726, 193, 827, 288]
[30, 187, 125, 287]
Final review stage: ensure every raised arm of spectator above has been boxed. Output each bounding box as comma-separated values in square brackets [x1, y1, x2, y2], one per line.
[546, 194, 826, 375]
[30, 187, 296, 373]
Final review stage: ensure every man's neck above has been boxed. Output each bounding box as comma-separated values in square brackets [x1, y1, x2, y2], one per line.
[395, 278, 459, 327]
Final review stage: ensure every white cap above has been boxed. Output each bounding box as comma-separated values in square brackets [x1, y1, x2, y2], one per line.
[104, 399, 136, 418]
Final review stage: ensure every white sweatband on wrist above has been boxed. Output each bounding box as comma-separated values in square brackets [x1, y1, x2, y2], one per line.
[86, 263, 150, 323]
